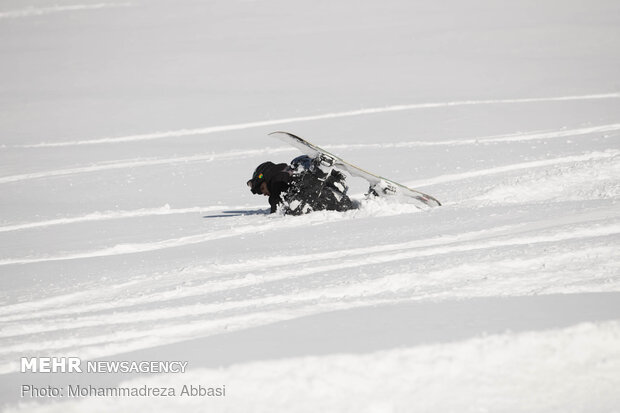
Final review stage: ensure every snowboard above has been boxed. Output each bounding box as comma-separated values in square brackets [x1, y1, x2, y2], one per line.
[269, 131, 442, 208]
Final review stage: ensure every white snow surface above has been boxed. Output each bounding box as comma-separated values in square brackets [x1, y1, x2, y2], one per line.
[1, 0, 619, 411]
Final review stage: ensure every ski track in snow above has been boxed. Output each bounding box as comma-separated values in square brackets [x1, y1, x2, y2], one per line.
[0, 148, 617, 246]
[473, 156, 620, 205]
[406, 149, 620, 189]
[0, 245, 617, 372]
[0, 222, 527, 317]
[0, 147, 293, 185]
[0, 222, 560, 317]
[1, 145, 618, 265]
[329, 123, 620, 148]
[1, 123, 619, 186]
[9, 93, 620, 148]
[0, 247, 611, 342]
[0, 236, 617, 373]
[0, 202, 421, 266]
[1, 182, 617, 267]
[0, 204, 264, 233]
[0, 211, 617, 325]
[0, 3, 131, 19]
[0, 234, 617, 340]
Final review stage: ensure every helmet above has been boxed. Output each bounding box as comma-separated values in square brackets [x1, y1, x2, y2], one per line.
[247, 162, 275, 194]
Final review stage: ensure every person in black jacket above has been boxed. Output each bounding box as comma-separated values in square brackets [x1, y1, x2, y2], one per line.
[247, 161, 294, 213]
[247, 156, 354, 215]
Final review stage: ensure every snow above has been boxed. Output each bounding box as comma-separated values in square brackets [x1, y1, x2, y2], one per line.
[1, 0, 619, 411]
[8, 320, 620, 413]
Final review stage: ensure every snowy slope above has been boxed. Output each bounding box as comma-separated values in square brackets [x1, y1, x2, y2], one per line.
[1, 0, 619, 412]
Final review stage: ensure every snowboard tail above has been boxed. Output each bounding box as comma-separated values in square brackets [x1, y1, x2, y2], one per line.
[269, 131, 441, 209]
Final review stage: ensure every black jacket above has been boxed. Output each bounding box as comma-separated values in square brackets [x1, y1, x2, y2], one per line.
[260, 162, 293, 213]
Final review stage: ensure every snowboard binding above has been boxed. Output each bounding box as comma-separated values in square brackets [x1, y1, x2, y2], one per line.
[284, 155, 354, 215]
[366, 181, 398, 197]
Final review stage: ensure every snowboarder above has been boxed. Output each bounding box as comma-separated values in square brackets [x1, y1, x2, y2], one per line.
[247, 155, 355, 215]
